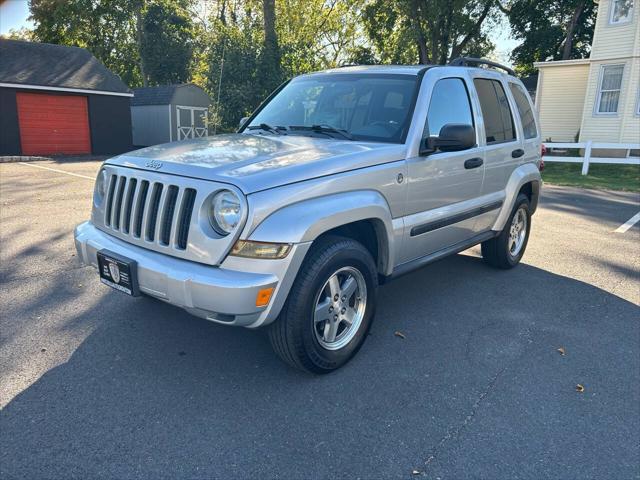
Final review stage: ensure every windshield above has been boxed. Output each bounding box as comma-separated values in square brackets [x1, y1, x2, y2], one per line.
[246, 74, 420, 143]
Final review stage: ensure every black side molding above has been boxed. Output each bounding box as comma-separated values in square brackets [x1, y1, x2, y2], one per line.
[410, 200, 503, 237]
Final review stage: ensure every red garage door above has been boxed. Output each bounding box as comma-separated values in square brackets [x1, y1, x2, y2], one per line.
[16, 92, 91, 155]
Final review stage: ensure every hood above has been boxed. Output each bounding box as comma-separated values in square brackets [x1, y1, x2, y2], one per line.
[106, 133, 406, 193]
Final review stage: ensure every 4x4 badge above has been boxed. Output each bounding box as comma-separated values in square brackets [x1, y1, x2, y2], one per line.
[145, 160, 163, 170]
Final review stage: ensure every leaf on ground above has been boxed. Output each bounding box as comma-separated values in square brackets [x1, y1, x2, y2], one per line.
[557, 347, 566, 356]
[394, 331, 406, 339]
[576, 384, 585, 393]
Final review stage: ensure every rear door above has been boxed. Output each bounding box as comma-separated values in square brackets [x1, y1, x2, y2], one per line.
[508, 81, 541, 166]
[470, 75, 521, 231]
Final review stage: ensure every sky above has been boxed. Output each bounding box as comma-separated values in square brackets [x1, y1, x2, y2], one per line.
[0, 0, 33, 34]
[0, 0, 520, 65]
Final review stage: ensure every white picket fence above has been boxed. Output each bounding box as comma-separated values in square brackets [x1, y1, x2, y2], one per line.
[543, 141, 640, 175]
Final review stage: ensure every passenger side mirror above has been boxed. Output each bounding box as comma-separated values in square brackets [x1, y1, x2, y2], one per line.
[239, 116, 250, 129]
[420, 123, 476, 155]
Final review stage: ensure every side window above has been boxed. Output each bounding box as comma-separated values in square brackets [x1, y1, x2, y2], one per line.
[473, 78, 516, 144]
[509, 83, 538, 139]
[426, 78, 474, 137]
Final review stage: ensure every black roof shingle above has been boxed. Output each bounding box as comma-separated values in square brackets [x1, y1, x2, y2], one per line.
[131, 85, 179, 106]
[0, 39, 131, 94]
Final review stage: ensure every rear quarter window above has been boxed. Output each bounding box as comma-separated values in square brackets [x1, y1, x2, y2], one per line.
[473, 78, 516, 144]
[509, 83, 538, 139]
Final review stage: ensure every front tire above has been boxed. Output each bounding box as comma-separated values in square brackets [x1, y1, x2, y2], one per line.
[481, 193, 531, 269]
[268, 235, 378, 373]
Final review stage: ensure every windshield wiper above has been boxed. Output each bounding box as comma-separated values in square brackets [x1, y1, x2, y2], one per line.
[288, 124, 353, 140]
[246, 123, 287, 135]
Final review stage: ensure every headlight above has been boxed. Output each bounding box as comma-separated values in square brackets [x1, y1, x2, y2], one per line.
[94, 169, 108, 205]
[209, 190, 242, 235]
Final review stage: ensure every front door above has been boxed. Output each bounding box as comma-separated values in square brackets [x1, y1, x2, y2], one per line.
[177, 106, 208, 140]
[401, 75, 485, 264]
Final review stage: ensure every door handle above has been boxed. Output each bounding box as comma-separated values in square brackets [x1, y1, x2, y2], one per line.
[464, 157, 484, 169]
[512, 149, 525, 158]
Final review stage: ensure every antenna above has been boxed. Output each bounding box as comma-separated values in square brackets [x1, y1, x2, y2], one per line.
[214, 39, 225, 135]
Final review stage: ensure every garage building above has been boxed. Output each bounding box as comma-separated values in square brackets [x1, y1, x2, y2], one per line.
[0, 39, 133, 156]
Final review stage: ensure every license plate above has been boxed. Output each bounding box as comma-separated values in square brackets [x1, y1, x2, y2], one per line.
[97, 250, 140, 296]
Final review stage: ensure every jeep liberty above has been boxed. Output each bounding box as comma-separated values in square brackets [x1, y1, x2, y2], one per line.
[75, 58, 542, 373]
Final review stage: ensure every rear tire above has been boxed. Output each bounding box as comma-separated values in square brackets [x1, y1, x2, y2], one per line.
[482, 193, 531, 269]
[268, 235, 378, 373]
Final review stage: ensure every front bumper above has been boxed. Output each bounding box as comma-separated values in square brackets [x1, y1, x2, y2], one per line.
[74, 221, 310, 327]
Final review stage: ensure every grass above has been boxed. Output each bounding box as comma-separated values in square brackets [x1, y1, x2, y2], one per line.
[542, 162, 640, 192]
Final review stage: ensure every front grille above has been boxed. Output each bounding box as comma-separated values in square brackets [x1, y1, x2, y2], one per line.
[104, 174, 196, 250]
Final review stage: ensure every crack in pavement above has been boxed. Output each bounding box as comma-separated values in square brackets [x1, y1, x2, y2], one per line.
[420, 327, 533, 476]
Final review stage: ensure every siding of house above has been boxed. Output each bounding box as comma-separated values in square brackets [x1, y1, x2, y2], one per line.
[579, 0, 640, 144]
[590, 0, 638, 61]
[535, 62, 590, 142]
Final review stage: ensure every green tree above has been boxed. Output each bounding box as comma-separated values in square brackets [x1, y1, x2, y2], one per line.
[140, 0, 196, 85]
[361, 0, 497, 65]
[29, 0, 197, 87]
[502, 0, 597, 75]
[0, 27, 35, 40]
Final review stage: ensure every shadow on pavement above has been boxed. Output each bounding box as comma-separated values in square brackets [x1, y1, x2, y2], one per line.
[541, 185, 640, 226]
[1, 254, 639, 479]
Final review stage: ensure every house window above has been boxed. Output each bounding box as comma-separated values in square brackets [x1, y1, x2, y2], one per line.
[596, 64, 624, 114]
[609, 0, 634, 24]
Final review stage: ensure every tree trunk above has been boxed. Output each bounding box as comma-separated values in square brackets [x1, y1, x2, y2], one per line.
[562, 1, 584, 59]
[135, 5, 148, 87]
[261, 0, 280, 87]
[263, 0, 279, 58]
[409, 0, 429, 64]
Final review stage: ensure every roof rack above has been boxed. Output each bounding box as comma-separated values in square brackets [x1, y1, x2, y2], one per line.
[449, 57, 516, 76]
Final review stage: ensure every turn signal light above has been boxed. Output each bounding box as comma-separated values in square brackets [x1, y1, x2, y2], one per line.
[231, 240, 292, 259]
[256, 287, 274, 307]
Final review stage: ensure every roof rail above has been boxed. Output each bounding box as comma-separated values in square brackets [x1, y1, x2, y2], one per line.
[449, 57, 516, 76]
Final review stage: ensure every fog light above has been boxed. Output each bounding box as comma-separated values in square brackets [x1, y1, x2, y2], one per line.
[231, 240, 292, 259]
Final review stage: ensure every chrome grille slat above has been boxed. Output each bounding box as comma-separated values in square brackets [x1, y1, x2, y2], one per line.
[160, 185, 179, 246]
[145, 182, 164, 242]
[122, 178, 137, 234]
[168, 188, 186, 248]
[104, 174, 118, 226]
[133, 180, 150, 238]
[176, 188, 197, 250]
[111, 176, 127, 230]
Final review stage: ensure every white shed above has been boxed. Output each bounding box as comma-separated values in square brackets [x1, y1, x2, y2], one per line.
[131, 83, 210, 147]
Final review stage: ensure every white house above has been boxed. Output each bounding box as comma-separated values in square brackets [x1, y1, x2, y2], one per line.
[534, 0, 639, 149]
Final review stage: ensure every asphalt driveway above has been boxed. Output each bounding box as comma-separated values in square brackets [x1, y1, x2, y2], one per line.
[1, 159, 639, 479]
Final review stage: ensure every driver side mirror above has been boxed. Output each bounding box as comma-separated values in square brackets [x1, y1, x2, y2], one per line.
[239, 116, 250, 129]
[420, 123, 476, 155]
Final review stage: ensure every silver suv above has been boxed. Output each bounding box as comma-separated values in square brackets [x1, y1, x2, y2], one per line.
[75, 59, 542, 373]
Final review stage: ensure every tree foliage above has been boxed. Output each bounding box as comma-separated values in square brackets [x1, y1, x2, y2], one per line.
[24, 0, 598, 131]
[140, 0, 196, 85]
[503, 0, 597, 75]
[29, 0, 197, 86]
[361, 0, 497, 64]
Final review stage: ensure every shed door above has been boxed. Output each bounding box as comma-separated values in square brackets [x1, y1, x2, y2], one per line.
[176, 106, 208, 140]
[17, 92, 91, 155]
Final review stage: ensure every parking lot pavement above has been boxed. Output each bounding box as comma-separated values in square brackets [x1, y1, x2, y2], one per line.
[1, 159, 639, 479]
